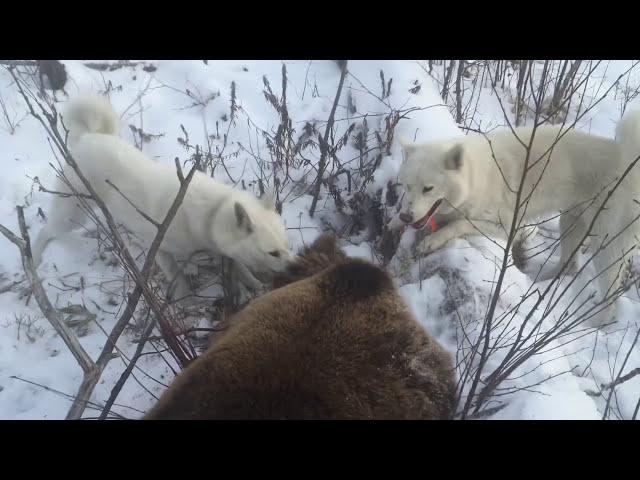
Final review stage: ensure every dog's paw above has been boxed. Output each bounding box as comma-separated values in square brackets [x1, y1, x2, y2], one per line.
[418, 232, 453, 256]
[244, 276, 264, 292]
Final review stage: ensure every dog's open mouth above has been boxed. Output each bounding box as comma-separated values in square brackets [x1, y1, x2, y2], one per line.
[411, 199, 443, 230]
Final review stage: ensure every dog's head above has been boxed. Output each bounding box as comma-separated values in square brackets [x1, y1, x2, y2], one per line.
[272, 233, 347, 289]
[214, 192, 294, 274]
[397, 138, 471, 230]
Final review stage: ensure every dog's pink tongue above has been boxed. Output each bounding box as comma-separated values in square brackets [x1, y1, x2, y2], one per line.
[413, 210, 440, 232]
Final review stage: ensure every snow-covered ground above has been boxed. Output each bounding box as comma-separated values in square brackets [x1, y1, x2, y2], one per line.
[0, 60, 638, 419]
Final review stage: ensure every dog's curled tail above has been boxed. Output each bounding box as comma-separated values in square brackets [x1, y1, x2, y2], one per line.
[64, 95, 121, 146]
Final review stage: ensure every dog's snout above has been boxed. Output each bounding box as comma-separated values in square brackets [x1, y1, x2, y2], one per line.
[399, 212, 413, 224]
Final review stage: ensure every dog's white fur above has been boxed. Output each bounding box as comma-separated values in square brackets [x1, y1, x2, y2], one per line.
[33, 95, 294, 298]
[398, 112, 640, 326]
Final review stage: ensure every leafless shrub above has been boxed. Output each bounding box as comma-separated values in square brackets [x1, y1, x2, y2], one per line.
[0, 82, 27, 134]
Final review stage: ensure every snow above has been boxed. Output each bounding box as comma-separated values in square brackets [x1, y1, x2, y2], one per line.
[0, 60, 639, 419]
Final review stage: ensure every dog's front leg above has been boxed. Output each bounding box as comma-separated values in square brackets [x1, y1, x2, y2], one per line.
[234, 261, 264, 292]
[419, 219, 505, 254]
[156, 250, 192, 301]
[419, 221, 469, 254]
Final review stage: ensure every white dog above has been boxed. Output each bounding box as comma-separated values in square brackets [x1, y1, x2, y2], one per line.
[33, 95, 294, 298]
[398, 112, 640, 327]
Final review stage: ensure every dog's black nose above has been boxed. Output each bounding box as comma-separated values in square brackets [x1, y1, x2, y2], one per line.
[399, 213, 413, 224]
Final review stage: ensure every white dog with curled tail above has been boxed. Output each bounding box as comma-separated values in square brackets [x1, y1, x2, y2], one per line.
[398, 110, 640, 327]
[33, 95, 294, 299]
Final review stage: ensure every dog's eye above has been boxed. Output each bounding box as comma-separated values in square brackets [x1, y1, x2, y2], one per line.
[423, 186, 434, 194]
[269, 251, 280, 258]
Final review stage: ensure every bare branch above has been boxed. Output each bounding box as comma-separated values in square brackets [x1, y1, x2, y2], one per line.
[0, 207, 95, 380]
[309, 61, 348, 218]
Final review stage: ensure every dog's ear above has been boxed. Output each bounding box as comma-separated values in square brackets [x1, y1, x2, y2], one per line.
[234, 202, 254, 234]
[444, 144, 464, 170]
[260, 190, 277, 211]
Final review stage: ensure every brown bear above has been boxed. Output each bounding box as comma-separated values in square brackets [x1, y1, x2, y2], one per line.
[271, 232, 347, 289]
[144, 234, 456, 420]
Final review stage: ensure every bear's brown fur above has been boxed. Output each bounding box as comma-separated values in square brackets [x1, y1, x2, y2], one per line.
[271, 233, 347, 289]
[144, 234, 456, 420]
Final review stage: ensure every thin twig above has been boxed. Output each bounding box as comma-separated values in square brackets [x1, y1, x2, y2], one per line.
[309, 61, 348, 217]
